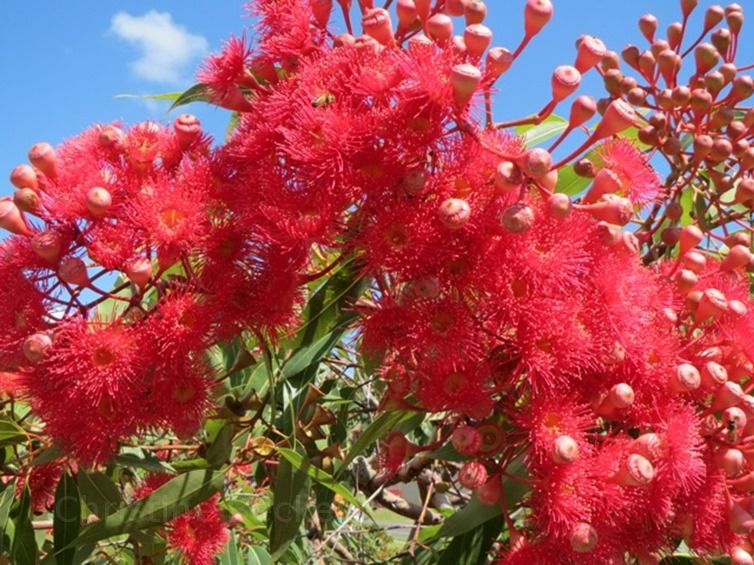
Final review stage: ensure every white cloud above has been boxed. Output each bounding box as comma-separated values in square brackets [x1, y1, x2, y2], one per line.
[109, 10, 208, 85]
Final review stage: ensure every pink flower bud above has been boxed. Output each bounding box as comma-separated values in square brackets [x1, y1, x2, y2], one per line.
[575, 35, 606, 73]
[675, 269, 698, 295]
[215, 85, 254, 113]
[485, 47, 513, 79]
[450, 63, 481, 106]
[729, 299, 748, 317]
[452, 425, 482, 456]
[569, 522, 598, 553]
[580, 194, 633, 225]
[28, 142, 57, 179]
[13, 189, 40, 214]
[670, 363, 701, 393]
[408, 34, 433, 50]
[724, 406, 747, 432]
[551, 65, 581, 102]
[459, 460, 488, 489]
[547, 192, 572, 220]
[402, 169, 427, 195]
[519, 148, 552, 178]
[552, 435, 579, 464]
[638, 14, 658, 43]
[715, 447, 745, 477]
[23, 333, 52, 363]
[0, 200, 31, 236]
[711, 381, 745, 411]
[524, 0, 553, 38]
[427, 13, 453, 42]
[732, 547, 754, 565]
[592, 99, 637, 140]
[681, 250, 706, 273]
[696, 289, 729, 323]
[501, 202, 535, 233]
[584, 168, 623, 203]
[608, 382, 635, 409]
[538, 169, 558, 191]
[86, 187, 112, 219]
[464, 0, 487, 25]
[173, 114, 202, 148]
[694, 43, 720, 75]
[728, 498, 754, 533]
[31, 231, 63, 263]
[124, 257, 152, 289]
[10, 165, 38, 191]
[438, 198, 471, 229]
[396, 0, 417, 29]
[614, 453, 654, 486]
[596, 221, 622, 247]
[632, 433, 663, 461]
[495, 161, 523, 193]
[722, 245, 752, 272]
[445, 0, 466, 16]
[735, 178, 754, 205]
[99, 125, 125, 149]
[567, 95, 597, 128]
[679, 225, 704, 255]
[464, 24, 492, 59]
[362, 8, 394, 45]
[58, 257, 89, 287]
[474, 474, 501, 505]
[701, 360, 728, 389]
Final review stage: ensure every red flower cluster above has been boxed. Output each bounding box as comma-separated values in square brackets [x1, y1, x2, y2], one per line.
[135, 474, 229, 564]
[2, 0, 754, 562]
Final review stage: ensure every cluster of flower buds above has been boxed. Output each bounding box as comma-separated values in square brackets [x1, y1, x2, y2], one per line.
[3, 0, 754, 563]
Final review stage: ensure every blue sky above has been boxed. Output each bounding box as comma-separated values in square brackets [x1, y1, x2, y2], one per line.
[1, 0, 752, 199]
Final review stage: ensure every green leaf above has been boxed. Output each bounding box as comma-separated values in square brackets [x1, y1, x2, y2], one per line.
[31, 445, 64, 466]
[11, 487, 36, 565]
[555, 164, 590, 197]
[679, 187, 694, 226]
[437, 514, 504, 565]
[206, 422, 234, 468]
[516, 115, 568, 147]
[219, 533, 242, 565]
[269, 449, 310, 560]
[226, 112, 241, 141]
[277, 448, 372, 519]
[336, 410, 414, 479]
[170, 458, 211, 471]
[246, 546, 272, 565]
[116, 84, 210, 113]
[0, 480, 16, 554]
[0, 417, 27, 446]
[114, 91, 185, 102]
[281, 330, 342, 380]
[434, 495, 502, 539]
[69, 470, 224, 548]
[53, 472, 81, 565]
[113, 451, 175, 473]
[291, 259, 365, 349]
[168, 83, 210, 112]
[78, 471, 123, 519]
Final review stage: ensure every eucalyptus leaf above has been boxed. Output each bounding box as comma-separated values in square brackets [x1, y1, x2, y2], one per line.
[68, 470, 224, 549]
